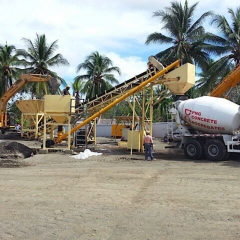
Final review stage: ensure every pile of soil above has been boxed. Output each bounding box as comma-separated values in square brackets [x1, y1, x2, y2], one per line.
[0, 141, 35, 168]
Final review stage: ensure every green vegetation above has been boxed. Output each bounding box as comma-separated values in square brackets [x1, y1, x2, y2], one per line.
[1, 0, 240, 123]
[145, 0, 213, 68]
[74, 51, 121, 99]
[18, 34, 69, 98]
[146, 0, 240, 99]
[0, 44, 23, 96]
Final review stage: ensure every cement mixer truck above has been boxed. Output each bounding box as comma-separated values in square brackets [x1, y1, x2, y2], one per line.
[171, 96, 240, 161]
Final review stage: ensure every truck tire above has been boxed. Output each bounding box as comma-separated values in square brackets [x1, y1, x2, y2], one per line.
[204, 139, 226, 161]
[184, 140, 203, 160]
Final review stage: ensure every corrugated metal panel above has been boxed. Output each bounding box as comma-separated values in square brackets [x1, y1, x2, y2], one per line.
[95, 123, 177, 138]
[152, 122, 177, 138]
[96, 124, 111, 137]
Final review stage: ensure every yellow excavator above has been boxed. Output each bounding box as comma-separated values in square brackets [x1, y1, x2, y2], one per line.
[209, 64, 240, 97]
[0, 74, 55, 133]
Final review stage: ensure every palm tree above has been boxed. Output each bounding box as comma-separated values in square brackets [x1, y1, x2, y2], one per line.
[197, 8, 240, 102]
[145, 0, 213, 68]
[18, 33, 69, 98]
[195, 59, 219, 96]
[209, 8, 240, 71]
[74, 51, 121, 100]
[0, 44, 23, 97]
[195, 58, 234, 96]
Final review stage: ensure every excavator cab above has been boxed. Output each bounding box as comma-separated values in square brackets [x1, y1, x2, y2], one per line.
[47, 78, 61, 93]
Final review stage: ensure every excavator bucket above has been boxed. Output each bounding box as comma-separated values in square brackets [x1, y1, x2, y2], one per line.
[48, 78, 61, 93]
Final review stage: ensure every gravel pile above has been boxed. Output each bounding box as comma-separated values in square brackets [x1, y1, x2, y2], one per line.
[0, 142, 35, 167]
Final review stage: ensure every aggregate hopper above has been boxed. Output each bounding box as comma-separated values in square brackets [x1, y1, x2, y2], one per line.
[148, 56, 195, 95]
[163, 63, 195, 95]
[16, 99, 45, 139]
[16, 100, 44, 114]
[44, 95, 75, 124]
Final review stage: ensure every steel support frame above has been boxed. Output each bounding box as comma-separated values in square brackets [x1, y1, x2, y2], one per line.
[42, 113, 72, 151]
[21, 112, 44, 139]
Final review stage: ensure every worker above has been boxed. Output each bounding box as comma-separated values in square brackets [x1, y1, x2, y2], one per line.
[75, 91, 80, 107]
[15, 123, 21, 131]
[143, 131, 154, 161]
[62, 86, 70, 95]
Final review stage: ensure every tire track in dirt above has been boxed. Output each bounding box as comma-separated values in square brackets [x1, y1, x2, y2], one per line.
[107, 167, 166, 239]
[131, 169, 161, 204]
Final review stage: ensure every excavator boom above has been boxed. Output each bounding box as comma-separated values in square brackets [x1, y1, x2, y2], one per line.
[0, 74, 52, 129]
[209, 64, 240, 97]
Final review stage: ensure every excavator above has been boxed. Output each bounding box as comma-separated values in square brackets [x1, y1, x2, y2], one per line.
[0, 74, 57, 133]
[209, 64, 240, 97]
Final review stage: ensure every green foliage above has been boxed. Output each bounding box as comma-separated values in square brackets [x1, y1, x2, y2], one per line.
[72, 79, 85, 105]
[210, 7, 240, 67]
[8, 101, 22, 125]
[74, 51, 121, 100]
[193, 7, 240, 98]
[17, 33, 69, 98]
[102, 101, 132, 119]
[145, 0, 213, 68]
[153, 86, 174, 122]
[0, 44, 23, 97]
[146, 2, 240, 99]
[102, 87, 174, 123]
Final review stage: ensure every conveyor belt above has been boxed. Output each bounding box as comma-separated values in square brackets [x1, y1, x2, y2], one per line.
[75, 68, 157, 116]
[56, 59, 181, 143]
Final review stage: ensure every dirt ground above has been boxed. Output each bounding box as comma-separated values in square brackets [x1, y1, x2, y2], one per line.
[0, 137, 240, 240]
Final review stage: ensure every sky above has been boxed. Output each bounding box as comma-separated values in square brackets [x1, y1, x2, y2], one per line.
[1, 0, 240, 86]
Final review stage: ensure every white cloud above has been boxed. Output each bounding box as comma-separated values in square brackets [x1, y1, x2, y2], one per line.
[105, 52, 147, 83]
[0, 0, 239, 86]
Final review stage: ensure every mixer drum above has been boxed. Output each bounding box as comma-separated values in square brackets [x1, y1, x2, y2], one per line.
[177, 96, 240, 134]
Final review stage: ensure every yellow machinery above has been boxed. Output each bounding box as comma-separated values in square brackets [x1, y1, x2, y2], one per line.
[209, 64, 240, 97]
[14, 59, 240, 152]
[111, 116, 139, 138]
[54, 59, 195, 147]
[16, 99, 45, 139]
[111, 124, 127, 138]
[10, 58, 195, 151]
[0, 74, 52, 133]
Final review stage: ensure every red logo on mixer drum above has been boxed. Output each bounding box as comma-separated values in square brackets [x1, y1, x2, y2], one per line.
[184, 109, 225, 130]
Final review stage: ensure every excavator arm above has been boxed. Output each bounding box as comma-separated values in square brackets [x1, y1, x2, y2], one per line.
[0, 74, 52, 128]
[209, 64, 240, 97]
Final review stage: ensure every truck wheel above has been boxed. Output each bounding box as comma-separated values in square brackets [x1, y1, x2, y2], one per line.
[204, 139, 226, 161]
[184, 140, 203, 160]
